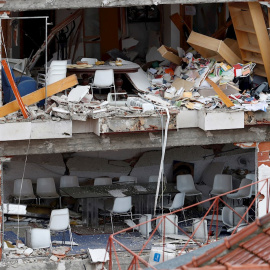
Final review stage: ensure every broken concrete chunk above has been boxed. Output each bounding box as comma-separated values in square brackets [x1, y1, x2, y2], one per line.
[50, 255, 58, 262]
[24, 248, 33, 256]
[81, 93, 93, 103]
[68, 85, 90, 102]
[16, 240, 25, 249]
[52, 107, 70, 114]
[45, 103, 56, 114]
[87, 248, 109, 263]
[50, 95, 68, 105]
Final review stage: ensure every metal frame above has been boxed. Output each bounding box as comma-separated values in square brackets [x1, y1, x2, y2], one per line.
[102, 178, 268, 270]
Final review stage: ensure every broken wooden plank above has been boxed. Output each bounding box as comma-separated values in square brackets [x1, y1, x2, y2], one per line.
[2, 60, 28, 118]
[205, 77, 234, 108]
[0, 74, 78, 117]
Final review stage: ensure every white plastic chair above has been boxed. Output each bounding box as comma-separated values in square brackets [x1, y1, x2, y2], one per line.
[48, 208, 73, 248]
[148, 175, 167, 183]
[90, 69, 115, 98]
[119, 176, 137, 184]
[13, 178, 37, 204]
[227, 178, 252, 204]
[94, 177, 112, 186]
[36, 177, 60, 207]
[103, 196, 133, 233]
[222, 206, 249, 232]
[246, 173, 256, 196]
[60, 175, 79, 207]
[210, 174, 232, 197]
[163, 192, 186, 224]
[163, 193, 185, 212]
[38, 60, 67, 87]
[81, 58, 98, 65]
[176, 175, 202, 202]
[60, 175, 79, 191]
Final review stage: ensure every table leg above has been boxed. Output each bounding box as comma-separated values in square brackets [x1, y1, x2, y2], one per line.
[90, 198, 99, 228]
[115, 74, 123, 92]
[82, 198, 89, 227]
[81, 74, 92, 85]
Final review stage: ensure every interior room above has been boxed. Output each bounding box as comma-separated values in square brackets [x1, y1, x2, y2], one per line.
[2, 143, 256, 257]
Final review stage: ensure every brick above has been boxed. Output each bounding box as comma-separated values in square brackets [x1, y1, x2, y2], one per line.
[258, 151, 270, 162]
[258, 161, 270, 167]
[258, 142, 270, 152]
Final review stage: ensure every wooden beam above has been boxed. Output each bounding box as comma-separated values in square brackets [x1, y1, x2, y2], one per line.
[0, 74, 78, 118]
[205, 77, 234, 108]
[249, 2, 270, 85]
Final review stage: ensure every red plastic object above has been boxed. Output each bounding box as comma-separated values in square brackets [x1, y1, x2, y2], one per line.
[165, 68, 174, 76]
[1, 60, 28, 118]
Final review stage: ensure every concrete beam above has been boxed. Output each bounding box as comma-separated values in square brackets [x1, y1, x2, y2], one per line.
[3, 0, 252, 12]
[0, 126, 269, 156]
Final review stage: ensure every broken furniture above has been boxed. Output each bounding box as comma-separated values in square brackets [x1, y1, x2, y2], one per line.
[226, 178, 252, 206]
[60, 183, 179, 228]
[209, 174, 233, 197]
[118, 176, 137, 184]
[12, 178, 37, 204]
[1, 66, 37, 104]
[176, 174, 202, 202]
[48, 208, 73, 248]
[101, 196, 133, 233]
[26, 228, 51, 249]
[38, 60, 67, 88]
[157, 45, 182, 65]
[221, 206, 249, 232]
[94, 177, 112, 186]
[187, 31, 242, 66]
[228, 2, 270, 83]
[36, 177, 60, 207]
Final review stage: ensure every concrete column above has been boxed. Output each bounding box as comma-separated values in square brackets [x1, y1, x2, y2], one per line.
[257, 142, 270, 218]
[163, 4, 180, 48]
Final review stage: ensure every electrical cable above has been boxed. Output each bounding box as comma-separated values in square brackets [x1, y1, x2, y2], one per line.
[16, 133, 31, 240]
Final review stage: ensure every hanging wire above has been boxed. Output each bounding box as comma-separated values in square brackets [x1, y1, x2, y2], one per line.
[16, 134, 31, 240]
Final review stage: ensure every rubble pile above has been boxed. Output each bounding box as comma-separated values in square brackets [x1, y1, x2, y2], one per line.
[1, 44, 269, 124]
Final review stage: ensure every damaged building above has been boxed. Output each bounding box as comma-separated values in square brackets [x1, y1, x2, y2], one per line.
[0, 0, 269, 269]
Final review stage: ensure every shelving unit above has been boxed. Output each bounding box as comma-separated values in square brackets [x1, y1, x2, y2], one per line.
[228, 2, 270, 84]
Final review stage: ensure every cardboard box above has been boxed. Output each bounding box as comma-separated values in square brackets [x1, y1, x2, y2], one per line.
[158, 45, 182, 65]
[172, 78, 194, 92]
[187, 31, 242, 66]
